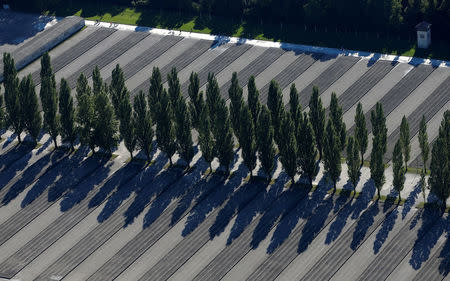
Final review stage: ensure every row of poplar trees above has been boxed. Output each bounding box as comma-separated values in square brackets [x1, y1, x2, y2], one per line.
[0, 51, 448, 207]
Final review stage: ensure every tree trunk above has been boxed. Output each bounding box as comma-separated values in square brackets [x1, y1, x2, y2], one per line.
[377, 187, 381, 199]
[130, 151, 133, 161]
[53, 137, 57, 149]
[360, 153, 364, 168]
[398, 193, 401, 204]
[333, 181, 337, 193]
[17, 133, 21, 144]
[169, 157, 173, 166]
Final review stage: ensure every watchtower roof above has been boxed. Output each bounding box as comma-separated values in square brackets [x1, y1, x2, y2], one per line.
[415, 21, 432, 31]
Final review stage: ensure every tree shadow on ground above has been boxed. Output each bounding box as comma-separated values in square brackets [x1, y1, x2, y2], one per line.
[21, 147, 90, 207]
[1, 149, 66, 206]
[325, 179, 375, 244]
[267, 175, 330, 254]
[409, 208, 447, 270]
[0, 143, 34, 173]
[438, 231, 449, 276]
[96, 153, 166, 223]
[373, 206, 399, 254]
[181, 162, 247, 237]
[143, 155, 208, 229]
[36, 135, 52, 154]
[350, 202, 381, 250]
[402, 182, 421, 220]
[0, 145, 33, 192]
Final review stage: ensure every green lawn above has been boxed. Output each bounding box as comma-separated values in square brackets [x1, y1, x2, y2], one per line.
[41, 3, 450, 61]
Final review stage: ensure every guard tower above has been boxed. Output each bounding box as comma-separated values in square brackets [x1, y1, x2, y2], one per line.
[415, 21, 432, 49]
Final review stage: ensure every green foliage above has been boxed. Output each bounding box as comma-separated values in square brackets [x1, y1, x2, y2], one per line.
[198, 101, 214, 169]
[308, 86, 325, 161]
[3, 53, 23, 142]
[329, 92, 346, 150]
[371, 102, 387, 154]
[40, 53, 59, 147]
[297, 112, 318, 188]
[279, 113, 298, 183]
[187, 72, 203, 130]
[370, 102, 387, 198]
[323, 120, 341, 190]
[119, 89, 136, 159]
[59, 78, 77, 149]
[0, 91, 4, 130]
[289, 84, 302, 129]
[247, 75, 261, 131]
[400, 115, 410, 170]
[175, 97, 194, 166]
[20, 75, 42, 143]
[156, 89, 177, 165]
[267, 80, 285, 148]
[214, 99, 234, 173]
[419, 115, 430, 173]
[206, 73, 221, 133]
[76, 73, 95, 152]
[167, 67, 182, 110]
[346, 136, 361, 190]
[393, 139, 405, 201]
[110, 64, 128, 119]
[228, 72, 244, 145]
[92, 66, 103, 96]
[148, 67, 163, 123]
[92, 83, 119, 153]
[257, 105, 275, 181]
[355, 102, 368, 165]
[240, 104, 257, 176]
[133, 90, 154, 160]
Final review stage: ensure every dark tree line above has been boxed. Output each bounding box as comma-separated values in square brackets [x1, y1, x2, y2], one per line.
[1, 51, 448, 207]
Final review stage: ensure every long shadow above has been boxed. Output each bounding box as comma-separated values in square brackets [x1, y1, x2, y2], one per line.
[122, 161, 187, 227]
[1, 134, 16, 149]
[0, 145, 33, 192]
[1, 149, 67, 206]
[350, 202, 382, 250]
[0, 143, 34, 173]
[267, 176, 330, 254]
[325, 179, 375, 244]
[143, 157, 209, 229]
[249, 175, 309, 251]
[409, 208, 447, 270]
[373, 206, 399, 254]
[439, 230, 449, 276]
[402, 182, 421, 220]
[21, 147, 90, 207]
[59, 161, 143, 212]
[181, 162, 247, 237]
[96, 153, 166, 223]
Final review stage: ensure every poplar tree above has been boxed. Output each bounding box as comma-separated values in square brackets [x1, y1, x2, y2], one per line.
[419, 115, 429, 173]
[92, 83, 118, 154]
[240, 104, 257, 178]
[119, 90, 136, 159]
[198, 102, 214, 171]
[324, 120, 341, 192]
[76, 73, 95, 153]
[247, 75, 261, 130]
[355, 102, 368, 165]
[400, 116, 410, 171]
[206, 73, 221, 133]
[92, 66, 103, 96]
[309, 86, 325, 160]
[228, 72, 244, 144]
[393, 139, 405, 202]
[167, 67, 182, 112]
[279, 113, 298, 184]
[0, 92, 4, 130]
[214, 98, 234, 173]
[298, 113, 318, 188]
[59, 78, 76, 149]
[267, 80, 285, 147]
[346, 136, 361, 191]
[257, 105, 275, 182]
[370, 102, 387, 198]
[175, 98, 194, 167]
[329, 92, 346, 150]
[371, 102, 387, 154]
[40, 53, 59, 148]
[289, 84, 302, 129]
[156, 89, 177, 165]
[148, 67, 163, 122]
[3, 53, 23, 143]
[110, 64, 127, 118]
[20, 75, 42, 143]
[187, 72, 203, 130]
[133, 90, 154, 161]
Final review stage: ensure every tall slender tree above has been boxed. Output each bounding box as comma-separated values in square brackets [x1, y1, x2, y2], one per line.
[92, 66, 103, 96]
[0, 91, 4, 130]
[346, 136, 361, 191]
[3, 53, 23, 142]
[187, 72, 203, 130]
[370, 102, 387, 198]
[206, 73, 221, 133]
[228, 72, 244, 144]
[110, 64, 127, 118]
[92, 83, 118, 154]
[355, 102, 368, 166]
[133, 90, 154, 161]
[40, 55, 59, 148]
[214, 99, 234, 173]
[20, 75, 42, 143]
[309, 86, 326, 160]
[329, 92, 346, 150]
[279, 113, 298, 184]
[247, 75, 261, 131]
[419, 115, 430, 173]
[240, 104, 257, 178]
[76, 73, 95, 153]
[298, 113, 318, 188]
[393, 139, 405, 202]
[267, 80, 285, 147]
[371, 102, 387, 154]
[400, 116, 410, 171]
[289, 84, 302, 129]
[175, 97, 194, 167]
[148, 67, 163, 122]
[257, 105, 276, 182]
[324, 120, 341, 191]
[156, 89, 177, 165]
[198, 102, 214, 171]
[167, 67, 182, 111]
[59, 78, 76, 149]
[119, 90, 136, 159]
